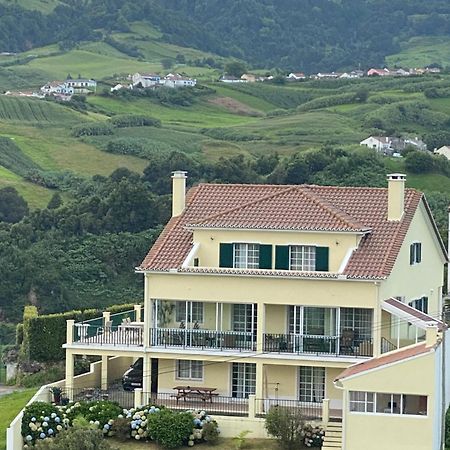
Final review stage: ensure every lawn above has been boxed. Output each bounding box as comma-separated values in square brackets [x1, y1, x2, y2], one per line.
[0, 388, 36, 450]
[110, 438, 278, 450]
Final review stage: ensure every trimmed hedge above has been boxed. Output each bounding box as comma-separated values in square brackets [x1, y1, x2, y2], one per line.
[23, 303, 139, 362]
[71, 123, 114, 137]
[109, 114, 161, 128]
[21, 306, 38, 362]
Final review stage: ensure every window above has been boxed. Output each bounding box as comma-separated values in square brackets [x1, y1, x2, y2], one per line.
[234, 243, 260, 269]
[176, 360, 203, 380]
[232, 304, 257, 333]
[349, 391, 427, 416]
[290, 246, 316, 271]
[349, 391, 374, 412]
[175, 301, 204, 323]
[409, 297, 428, 314]
[299, 367, 325, 403]
[232, 363, 256, 398]
[340, 308, 373, 341]
[275, 245, 328, 271]
[410, 242, 422, 265]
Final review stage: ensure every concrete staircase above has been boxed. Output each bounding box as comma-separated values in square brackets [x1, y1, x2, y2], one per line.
[322, 420, 342, 450]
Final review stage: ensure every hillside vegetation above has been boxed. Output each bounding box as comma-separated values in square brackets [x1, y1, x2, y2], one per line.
[1, 0, 450, 70]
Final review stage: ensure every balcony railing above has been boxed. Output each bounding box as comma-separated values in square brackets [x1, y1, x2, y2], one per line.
[151, 328, 256, 351]
[264, 333, 373, 357]
[73, 324, 144, 346]
[255, 398, 322, 419]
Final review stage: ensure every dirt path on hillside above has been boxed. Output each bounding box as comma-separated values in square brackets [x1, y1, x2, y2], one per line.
[208, 96, 263, 116]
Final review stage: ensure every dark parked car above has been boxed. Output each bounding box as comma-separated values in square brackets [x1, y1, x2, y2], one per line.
[122, 358, 143, 391]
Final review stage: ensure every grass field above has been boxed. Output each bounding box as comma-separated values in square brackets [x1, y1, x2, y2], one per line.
[386, 36, 450, 68]
[0, 388, 36, 450]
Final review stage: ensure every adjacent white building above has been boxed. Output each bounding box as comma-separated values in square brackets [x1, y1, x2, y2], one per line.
[435, 145, 450, 160]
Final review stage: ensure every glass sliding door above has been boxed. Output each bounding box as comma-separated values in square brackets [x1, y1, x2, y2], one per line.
[299, 366, 325, 403]
[232, 363, 256, 398]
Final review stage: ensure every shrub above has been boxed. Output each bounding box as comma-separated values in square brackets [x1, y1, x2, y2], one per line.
[147, 408, 193, 448]
[22, 401, 68, 446]
[265, 406, 305, 450]
[71, 123, 114, 137]
[302, 423, 325, 447]
[34, 427, 114, 449]
[202, 421, 220, 444]
[111, 417, 131, 441]
[109, 114, 161, 128]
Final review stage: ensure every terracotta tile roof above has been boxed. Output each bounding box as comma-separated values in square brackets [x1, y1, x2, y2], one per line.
[335, 343, 432, 381]
[383, 298, 446, 331]
[187, 186, 369, 232]
[139, 182, 442, 279]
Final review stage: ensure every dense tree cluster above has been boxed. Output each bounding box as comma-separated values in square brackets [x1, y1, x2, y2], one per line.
[1, 1, 450, 70]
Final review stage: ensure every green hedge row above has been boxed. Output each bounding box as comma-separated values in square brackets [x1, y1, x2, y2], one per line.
[21, 303, 139, 362]
[109, 114, 161, 128]
[71, 123, 114, 137]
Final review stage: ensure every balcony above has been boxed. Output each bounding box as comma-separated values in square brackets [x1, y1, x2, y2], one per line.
[263, 333, 373, 357]
[151, 328, 256, 351]
[71, 309, 144, 347]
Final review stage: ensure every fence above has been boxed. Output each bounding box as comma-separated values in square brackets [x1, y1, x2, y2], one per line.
[151, 328, 256, 351]
[255, 398, 323, 420]
[72, 324, 144, 346]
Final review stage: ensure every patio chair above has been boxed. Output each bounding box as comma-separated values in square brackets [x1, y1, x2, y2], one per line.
[339, 329, 355, 355]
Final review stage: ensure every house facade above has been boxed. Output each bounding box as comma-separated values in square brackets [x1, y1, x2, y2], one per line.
[63, 173, 448, 449]
[435, 146, 450, 160]
[65, 78, 97, 93]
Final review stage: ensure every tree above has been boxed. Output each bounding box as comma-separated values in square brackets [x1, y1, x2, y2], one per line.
[404, 151, 434, 174]
[224, 61, 247, 78]
[0, 187, 29, 223]
[354, 87, 369, 103]
[161, 58, 174, 70]
[47, 193, 63, 210]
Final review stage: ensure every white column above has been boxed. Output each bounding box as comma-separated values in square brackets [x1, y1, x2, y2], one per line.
[101, 355, 108, 390]
[143, 275, 152, 348]
[65, 351, 75, 401]
[134, 388, 143, 409]
[66, 320, 74, 345]
[256, 303, 265, 353]
[142, 355, 151, 395]
[134, 305, 142, 322]
[255, 362, 264, 414]
[322, 398, 330, 427]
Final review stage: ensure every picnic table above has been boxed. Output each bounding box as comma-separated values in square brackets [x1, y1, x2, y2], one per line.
[172, 386, 218, 403]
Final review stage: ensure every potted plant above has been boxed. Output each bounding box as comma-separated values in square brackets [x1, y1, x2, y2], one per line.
[50, 386, 62, 404]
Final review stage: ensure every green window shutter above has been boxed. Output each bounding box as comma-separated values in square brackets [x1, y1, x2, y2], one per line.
[259, 244, 272, 269]
[275, 246, 290, 270]
[315, 247, 329, 271]
[219, 243, 233, 268]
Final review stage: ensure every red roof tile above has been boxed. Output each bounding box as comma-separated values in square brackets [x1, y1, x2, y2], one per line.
[139, 182, 444, 279]
[187, 186, 369, 232]
[335, 343, 432, 381]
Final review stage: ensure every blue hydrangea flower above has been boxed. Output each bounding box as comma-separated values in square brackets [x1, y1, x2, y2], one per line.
[55, 417, 60, 423]
[48, 429, 54, 435]
[39, 433, 46, 439]
[26, 435, 32, 441]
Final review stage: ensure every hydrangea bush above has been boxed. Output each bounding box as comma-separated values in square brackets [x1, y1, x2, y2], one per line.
[22, 400, 219, 448]
[22, 402, 70, 447]
[302, 424, 325, 448]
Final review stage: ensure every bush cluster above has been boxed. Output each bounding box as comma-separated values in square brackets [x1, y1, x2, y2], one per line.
[302, 424, 325, 447]
[22, 401, 220, 449]
[109, 114, 161, 128]
[71, 123, 114, 137]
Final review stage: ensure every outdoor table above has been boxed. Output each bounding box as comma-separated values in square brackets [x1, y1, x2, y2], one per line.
[172, 386, 218, 403]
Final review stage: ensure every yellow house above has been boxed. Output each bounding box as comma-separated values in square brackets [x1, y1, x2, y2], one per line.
[63, 172, 448, 446]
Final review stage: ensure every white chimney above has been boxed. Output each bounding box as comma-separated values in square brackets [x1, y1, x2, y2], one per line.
[171, 171, 187, 217]
[387, 173, 406, 221]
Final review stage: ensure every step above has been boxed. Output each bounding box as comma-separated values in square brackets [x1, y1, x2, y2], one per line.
[326, 430, 342, 436]
[325, 436, 342, 443]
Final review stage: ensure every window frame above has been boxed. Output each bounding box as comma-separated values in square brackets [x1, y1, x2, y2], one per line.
[410, 242, 422, 265]
[233, 243, 260, 269]
[176, 360, 204, 381]
[349, 391, 428, 417]
[175, 301, 204, 324]
[289, 245, 316, 271]
[298, 366, 326, 403]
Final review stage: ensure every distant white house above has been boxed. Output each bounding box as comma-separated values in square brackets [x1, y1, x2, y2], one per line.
[65, 78, 97, 93]
[404, 136, 427, 151]
[111, 84, 124, 92]
[163, 73, 196, 88]
[287, 72, 306, 80]
[132, 73, 161, 88]
[435, 145, 450, 160]
[40, 81, 74, 96]
[220, 75, 246, 83]
[360, 136, 392, 154]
